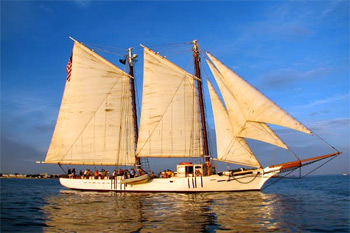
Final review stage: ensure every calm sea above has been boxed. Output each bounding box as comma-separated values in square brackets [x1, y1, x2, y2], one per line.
[1, 175, 349, 232]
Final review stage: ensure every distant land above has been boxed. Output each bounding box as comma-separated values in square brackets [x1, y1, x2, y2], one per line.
[0, 173, 60, 179]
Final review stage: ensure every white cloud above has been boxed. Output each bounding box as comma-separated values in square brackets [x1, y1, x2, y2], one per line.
[74, 0, 93, 8]
[295, 93, 349, 109]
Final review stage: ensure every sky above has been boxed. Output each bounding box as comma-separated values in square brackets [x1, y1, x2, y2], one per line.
[1, 0, 349, 175]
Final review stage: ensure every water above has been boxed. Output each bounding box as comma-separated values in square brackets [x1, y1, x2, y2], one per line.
[1, 175, 349, 232]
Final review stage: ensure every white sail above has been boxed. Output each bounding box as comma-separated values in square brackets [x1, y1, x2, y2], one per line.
[137, 46, 203, 158]
[207, 80, 261, 168]
[45, 41, 135, 165]
[206, 53, 312, 135]
[206, 59, 288, 149]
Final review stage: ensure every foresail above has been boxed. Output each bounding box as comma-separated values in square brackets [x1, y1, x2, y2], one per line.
[206, 59, 288, 149]
[137, 46, 203, 158]
[45, 41, 135, 166]
[207, 80, 261, 168]
[206, 53, 312, 135]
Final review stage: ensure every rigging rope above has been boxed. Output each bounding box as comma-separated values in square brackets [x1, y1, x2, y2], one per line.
[262, 169, 297, 190]
[311, 130, 340, 153]
[229, 172, 260, 184]
[300, 155, 338, 178]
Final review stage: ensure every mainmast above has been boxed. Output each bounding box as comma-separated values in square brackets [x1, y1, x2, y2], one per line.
[127, 48, 141, 167]
[192, 40, 211, 175]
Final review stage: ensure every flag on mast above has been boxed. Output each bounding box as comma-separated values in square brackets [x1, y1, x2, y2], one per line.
[66, 55, 72, 82]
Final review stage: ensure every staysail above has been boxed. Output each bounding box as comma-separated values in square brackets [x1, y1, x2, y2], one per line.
[137, 46, 203, 158]
[207, 80, 261, 168]
[45, 41, 135, 165]
[206, 52, 312, 135]
[206, 58, 288, 149]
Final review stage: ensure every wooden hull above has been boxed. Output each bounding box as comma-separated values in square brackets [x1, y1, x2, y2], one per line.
[59, 167, 280, 192]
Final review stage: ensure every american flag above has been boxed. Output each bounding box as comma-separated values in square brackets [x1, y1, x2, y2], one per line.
[66, 55, 72, 82]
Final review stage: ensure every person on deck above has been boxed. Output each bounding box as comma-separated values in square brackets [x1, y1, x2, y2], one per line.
[130, 168, 135, 178]
[124, 169, 129, 179]
[83, 169, 88, 179]
[94, 169, 99, 179]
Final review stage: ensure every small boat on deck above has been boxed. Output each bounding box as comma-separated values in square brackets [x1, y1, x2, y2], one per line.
[120, 174, 150, 184]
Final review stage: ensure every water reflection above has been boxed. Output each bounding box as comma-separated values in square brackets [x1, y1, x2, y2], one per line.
[43, 191, 297, 232]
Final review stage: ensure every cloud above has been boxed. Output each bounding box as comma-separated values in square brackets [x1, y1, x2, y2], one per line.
[308, 118, 350, 133]
[74, 0, 93, 8]
[320, 0, 343, 18]
[1, 94, 58, 154]
[295, 92, 349, 109]
[1, 136, 43, 173]
[244, 21, 314, 41]
[258, 67, 332, 89]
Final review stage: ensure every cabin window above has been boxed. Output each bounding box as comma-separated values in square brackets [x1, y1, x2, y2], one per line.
[178, 167, 185, 173]
[186, 166, 193, 174]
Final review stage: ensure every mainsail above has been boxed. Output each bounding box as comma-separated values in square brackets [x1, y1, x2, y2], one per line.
[137, 46, 203, 157]
[206, 52, 312, 135]
[45, 41, 135, 165]
[207, 80, 261, 168]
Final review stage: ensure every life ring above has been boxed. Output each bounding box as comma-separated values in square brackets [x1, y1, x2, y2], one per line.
[180, 162, 192, 165]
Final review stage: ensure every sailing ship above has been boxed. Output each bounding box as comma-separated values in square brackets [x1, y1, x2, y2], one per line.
[42, 38, 341, 192]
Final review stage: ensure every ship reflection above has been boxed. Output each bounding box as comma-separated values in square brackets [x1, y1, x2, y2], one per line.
[42, 190, 293, 232]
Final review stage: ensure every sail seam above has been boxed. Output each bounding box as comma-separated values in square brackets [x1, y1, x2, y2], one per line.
[137, 76, 187, 156]
[60, 77, 124, 161]
[74, 41, 134, 80]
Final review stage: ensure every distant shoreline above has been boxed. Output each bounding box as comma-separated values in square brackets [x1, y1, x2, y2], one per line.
[0, 174, 60, 179]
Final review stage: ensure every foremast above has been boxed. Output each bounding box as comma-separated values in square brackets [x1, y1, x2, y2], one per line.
[126, 48, 141, 168]
[192, 40, 211, 175]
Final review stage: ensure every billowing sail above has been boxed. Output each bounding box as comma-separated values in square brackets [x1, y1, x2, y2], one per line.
[206, 59, 288, 149]
[45, 41, 135, 165]
[206, 53, 312, 135]
[207, 80, 261, 168]
[137, 46, 203, 157]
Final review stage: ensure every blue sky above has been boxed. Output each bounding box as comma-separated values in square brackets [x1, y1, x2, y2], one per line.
[1, 1, 349, 175]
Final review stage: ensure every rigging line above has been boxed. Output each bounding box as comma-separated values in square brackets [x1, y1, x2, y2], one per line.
[199, 61, 216, 157]
[286, 146, 301, 161]
[230, 172, 259, 184]
[148, 41, 192, 48]
[83, 42, 127, 51]
[132, 67, 141, 125]
[87, 46, 125, 57]
[244, 121, 301, 161]
[262, 169, 297, 190]
[217, 158, 260, 168]
[311, 130, 340, 153]
[246, 121, 288, 149]
[116, 77, 127, 165]
[60, 76, 124, 160]
[300, 156, 337, 178]
[136, 76, 188, 155]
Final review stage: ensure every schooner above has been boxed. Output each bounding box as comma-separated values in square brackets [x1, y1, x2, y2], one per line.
[42, 38, 341, 192]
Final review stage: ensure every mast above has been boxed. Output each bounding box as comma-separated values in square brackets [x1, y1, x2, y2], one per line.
[127, 48, 141, 167]
[192, 40, 211, 175]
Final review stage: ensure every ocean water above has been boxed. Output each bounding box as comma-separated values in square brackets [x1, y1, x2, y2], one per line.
[1, 175, 349, 232]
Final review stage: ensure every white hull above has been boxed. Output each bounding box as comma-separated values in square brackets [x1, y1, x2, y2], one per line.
[59, 167, 280, 192]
